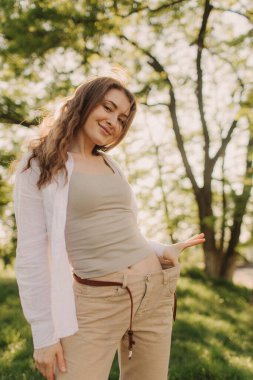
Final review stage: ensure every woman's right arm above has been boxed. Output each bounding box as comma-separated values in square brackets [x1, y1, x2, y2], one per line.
[13, 155, 66, 378]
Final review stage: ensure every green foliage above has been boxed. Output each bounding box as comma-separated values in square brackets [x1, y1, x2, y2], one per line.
[0, 0, 252, 278]
[0, 232, 17, 267]
[0, 269, 252, 379]
[0, 0, 126, 77]
[0, 95, 32, 126]
[0, 150, 17, 267]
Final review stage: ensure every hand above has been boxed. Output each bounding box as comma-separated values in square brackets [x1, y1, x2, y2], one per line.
[162, 233, 206, 266]
[33, 341, 67, 380]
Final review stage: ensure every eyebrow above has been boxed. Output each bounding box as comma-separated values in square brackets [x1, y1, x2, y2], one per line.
[104, 99, 130, 119]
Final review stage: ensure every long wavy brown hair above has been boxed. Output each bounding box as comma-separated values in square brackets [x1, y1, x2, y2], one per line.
[13, 76, 137, 190]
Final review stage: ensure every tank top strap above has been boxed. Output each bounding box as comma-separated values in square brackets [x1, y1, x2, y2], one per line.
[100, 153, 123, 177]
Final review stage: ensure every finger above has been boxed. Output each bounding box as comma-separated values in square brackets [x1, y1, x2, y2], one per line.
[187, 233, 205, 241]
[45, 363, 55, 380]
[36, 363, 46, 378]
[56, 344, 67, 373]
[185, 238, 205, 248]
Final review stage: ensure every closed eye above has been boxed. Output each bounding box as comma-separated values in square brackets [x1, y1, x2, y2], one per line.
[104, 104, 126, 127]
[104, 105, 112, 111]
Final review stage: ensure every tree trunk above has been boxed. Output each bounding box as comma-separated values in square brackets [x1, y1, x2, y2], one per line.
[203, 246, 238, 280]
[219, 252, 238, 280]
[203, 249, 221, 277]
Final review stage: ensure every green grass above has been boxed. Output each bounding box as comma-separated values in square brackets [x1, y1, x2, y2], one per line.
[0, 268, 252, 380]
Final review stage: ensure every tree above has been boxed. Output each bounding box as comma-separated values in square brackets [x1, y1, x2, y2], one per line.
[0, 0, 252, 278]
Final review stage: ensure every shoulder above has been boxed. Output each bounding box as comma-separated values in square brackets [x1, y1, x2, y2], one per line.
[99, 151, 120, 167]
[99, 151, 125, 177]
[15, 151, 41, 177]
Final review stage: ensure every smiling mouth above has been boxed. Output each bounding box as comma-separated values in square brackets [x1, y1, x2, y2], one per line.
[98, 123, 111, 136]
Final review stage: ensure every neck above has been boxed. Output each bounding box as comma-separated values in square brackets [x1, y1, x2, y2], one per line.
[68, 140, 97, 158]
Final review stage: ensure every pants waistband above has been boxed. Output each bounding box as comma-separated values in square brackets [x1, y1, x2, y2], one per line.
[74, 263, 180, 287]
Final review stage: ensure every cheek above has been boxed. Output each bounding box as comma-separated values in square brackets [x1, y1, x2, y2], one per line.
[95, 106, 107, 119]
[114, 130, 124, 143]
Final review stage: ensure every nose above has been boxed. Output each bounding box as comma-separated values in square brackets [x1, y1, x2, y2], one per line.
[105, 114, 119, 131]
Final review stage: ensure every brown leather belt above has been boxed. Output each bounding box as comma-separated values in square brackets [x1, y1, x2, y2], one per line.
[73, 273, 177, 360]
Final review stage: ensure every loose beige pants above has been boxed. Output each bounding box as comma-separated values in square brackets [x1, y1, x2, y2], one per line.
[55, 263, 180, 380]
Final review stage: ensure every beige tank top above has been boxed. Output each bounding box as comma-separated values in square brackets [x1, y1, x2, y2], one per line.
[64, 157, 155, 279]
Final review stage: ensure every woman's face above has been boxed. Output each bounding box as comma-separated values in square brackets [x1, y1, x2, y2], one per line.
[81, 88, 131, 148]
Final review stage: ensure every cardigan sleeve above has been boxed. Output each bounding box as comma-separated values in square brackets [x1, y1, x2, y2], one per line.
[106, 154, 167, 258]
[13, 155, 59, 349]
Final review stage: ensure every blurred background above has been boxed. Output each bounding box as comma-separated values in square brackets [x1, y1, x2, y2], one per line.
[0, 1, 252, 379]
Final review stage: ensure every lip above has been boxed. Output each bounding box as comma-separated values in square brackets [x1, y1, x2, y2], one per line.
[98, 123, 111, 136]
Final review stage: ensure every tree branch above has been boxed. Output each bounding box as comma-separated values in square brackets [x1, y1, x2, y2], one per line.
[118, 0, 188, 18]
[195, 0, 213, 174]
[219, 152, 227, 254]
[120, 34, 200, 195]
[220, 131, 253, 275]
[139, 101, 170, 108]
[144, 110, 176, 243]
[0, 115, 35, 127]
[210, 119, 238, 170]
[213, 6, 253, 22]
[206, 47, 246, 97]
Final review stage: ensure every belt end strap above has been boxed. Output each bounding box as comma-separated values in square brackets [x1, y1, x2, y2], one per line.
[173, 292, 177, 322]
[127, 329, 135, 360]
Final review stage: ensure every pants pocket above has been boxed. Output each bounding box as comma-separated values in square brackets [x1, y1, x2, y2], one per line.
[162, 264, 180, 297]
[168, 275, 180, 295]
[74, 282, 128, 302]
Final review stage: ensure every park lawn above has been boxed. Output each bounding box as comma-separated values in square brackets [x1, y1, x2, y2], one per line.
[0, 267, 252, 380]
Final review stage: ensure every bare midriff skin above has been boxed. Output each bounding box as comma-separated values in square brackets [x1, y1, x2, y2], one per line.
[70, 152, 163, 279]
[122, 254, 163, 275]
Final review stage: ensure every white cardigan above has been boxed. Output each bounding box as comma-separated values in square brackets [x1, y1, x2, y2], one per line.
[13, 151, 166, 349]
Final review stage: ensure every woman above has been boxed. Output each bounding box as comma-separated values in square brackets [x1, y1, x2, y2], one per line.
[13, 75, 205, 380]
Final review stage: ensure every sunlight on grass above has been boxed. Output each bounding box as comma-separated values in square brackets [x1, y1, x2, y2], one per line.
[169, 268, 253, 379]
